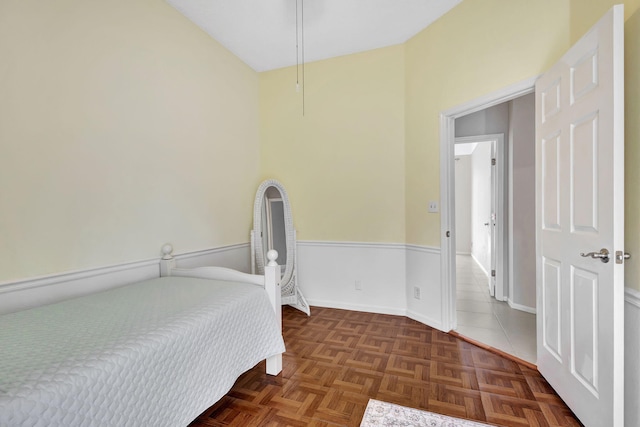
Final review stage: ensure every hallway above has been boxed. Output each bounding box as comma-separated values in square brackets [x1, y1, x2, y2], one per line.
[454, 254, 536, 364]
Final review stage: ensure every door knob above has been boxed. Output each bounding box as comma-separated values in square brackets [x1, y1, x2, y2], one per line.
[580, 248, 610, 263]
[616, 251, 631, 264]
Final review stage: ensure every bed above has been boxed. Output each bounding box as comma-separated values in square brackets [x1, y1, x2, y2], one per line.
[0, 245, 285, 427]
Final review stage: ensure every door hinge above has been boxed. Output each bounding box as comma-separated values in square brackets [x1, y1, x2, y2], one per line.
[491, 158, 496, 166]
[491, 269, 496, 277]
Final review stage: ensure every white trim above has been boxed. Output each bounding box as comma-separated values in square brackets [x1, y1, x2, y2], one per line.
[507, 299, 537, 314]
[0, 243, 251, 315]
[306, 299, 407, 317]
[172, 242, 249, 261]
[0, 242, 251, 294]
[170, 243, 251, 274]
[440, 75, 539, 332]
[302, 297, 448, 332]
[442, 76, 541, 118]
[407, 310, 444, 331]
[454, 135, 503, 143]
[405, 244, 440, 254]
[298, 240, 408, 251]
[440, 111, 456, 332]
[0, 258, 160, 294]
[625, 287, 640, 309]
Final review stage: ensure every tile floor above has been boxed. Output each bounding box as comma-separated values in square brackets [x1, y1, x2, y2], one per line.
[454, 254, 537, 364]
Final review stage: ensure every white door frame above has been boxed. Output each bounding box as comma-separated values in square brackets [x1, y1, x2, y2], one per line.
[454, 134, 506, 300]
[440, 76, 538, 332]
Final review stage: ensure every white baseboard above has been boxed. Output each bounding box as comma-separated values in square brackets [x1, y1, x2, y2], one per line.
[0, 243, 250, 315]
[306, 299, 406, 317]
[407, 310, 443, 331]
[507, 298, 536, 314]
[625, 287, 640, 427]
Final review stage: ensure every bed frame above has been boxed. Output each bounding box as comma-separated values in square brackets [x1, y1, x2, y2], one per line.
[158, 243, 283, 375]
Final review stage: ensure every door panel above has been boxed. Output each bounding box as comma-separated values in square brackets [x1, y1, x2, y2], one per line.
[570, 266, 598, 394]
[542, 132, 561, 230]
[535, 5, 624, 426]
[542, 257, 562, 361]
[570, 113, 599, 232]
[541, 79, 561, 121]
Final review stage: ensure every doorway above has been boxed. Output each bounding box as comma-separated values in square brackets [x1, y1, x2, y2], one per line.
[454, 134, 505, 301]
[442, 89, 537, 363]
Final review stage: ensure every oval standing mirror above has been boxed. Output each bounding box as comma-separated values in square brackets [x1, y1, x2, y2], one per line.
[251, 179, 309, 315]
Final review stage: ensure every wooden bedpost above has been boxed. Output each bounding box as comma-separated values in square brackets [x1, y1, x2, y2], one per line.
[264, 249, 283, 375]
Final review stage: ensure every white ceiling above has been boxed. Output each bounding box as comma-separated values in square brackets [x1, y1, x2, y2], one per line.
[454, 142, 478, 156]
[166, 0, 463, 72]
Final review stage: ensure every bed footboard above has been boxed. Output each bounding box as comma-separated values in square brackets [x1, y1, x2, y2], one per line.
[159, 244, 283, 375]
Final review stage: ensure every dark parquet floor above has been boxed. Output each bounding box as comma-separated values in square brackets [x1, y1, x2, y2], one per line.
[189, 306, 583, 427]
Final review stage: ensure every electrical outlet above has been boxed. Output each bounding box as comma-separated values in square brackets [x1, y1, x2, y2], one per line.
[428, 201, 439, 213]
[355, 280, 362, 291]
[413, 286, 421, 299]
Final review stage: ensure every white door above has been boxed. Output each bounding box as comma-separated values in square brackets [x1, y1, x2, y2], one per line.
[535, 5, 624, 427]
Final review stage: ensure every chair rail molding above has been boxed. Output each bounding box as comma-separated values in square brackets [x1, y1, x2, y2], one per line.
[0, 243, 250, 315]
[625, 286, 640, 308]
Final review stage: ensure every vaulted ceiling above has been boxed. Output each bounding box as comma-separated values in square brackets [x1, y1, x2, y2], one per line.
[167, 0, 463, 72]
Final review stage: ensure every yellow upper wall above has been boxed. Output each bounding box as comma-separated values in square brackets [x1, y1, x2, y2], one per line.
[570, 0, 640, 42]
[259, 45, 405, 243]
[404, 0, 571, 246]
[0, 0, 260, 281]
[625, 5, 640, 292]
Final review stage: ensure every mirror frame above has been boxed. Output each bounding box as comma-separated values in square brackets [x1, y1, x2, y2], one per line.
[252, 180, 297, 298]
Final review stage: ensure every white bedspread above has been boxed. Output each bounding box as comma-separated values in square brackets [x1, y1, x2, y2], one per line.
[0, 276, 285, 427]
